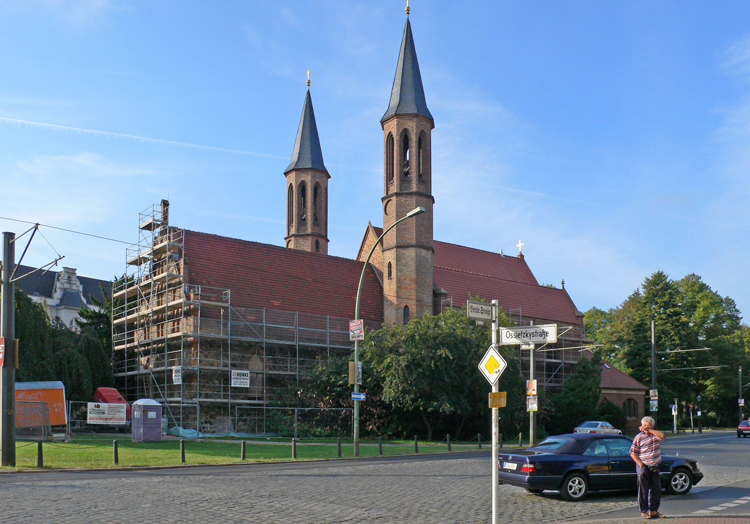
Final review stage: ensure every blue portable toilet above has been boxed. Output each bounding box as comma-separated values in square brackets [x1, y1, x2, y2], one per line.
[131, 399, 163, 442]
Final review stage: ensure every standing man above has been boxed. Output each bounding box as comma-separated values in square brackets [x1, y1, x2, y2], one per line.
[630, 416, 666, 519]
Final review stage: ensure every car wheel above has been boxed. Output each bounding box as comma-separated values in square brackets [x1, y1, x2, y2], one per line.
[666, 468, 693, 495]
[525, 488, 543, 494]
[560, 472, 589, 501]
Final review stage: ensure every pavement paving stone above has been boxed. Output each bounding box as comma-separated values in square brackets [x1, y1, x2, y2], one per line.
[0, 456, 747, 523]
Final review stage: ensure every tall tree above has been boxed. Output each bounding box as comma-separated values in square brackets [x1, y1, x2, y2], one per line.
[363, 309, 492, 440]
[586, 271, 747, 426]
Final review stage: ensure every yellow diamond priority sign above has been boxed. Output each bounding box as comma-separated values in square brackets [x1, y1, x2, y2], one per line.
[478, 344, 507, 386]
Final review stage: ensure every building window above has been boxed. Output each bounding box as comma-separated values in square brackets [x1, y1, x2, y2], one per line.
[403, 305, 410, 324]
[418, 134, 424, 179]
[402, 133, 410, 177]
[386, 133, 394, 183]
[623, 398, 638, 418]
[315, 239, 320, 252]
[299, 182, 307, 223]
[287, 184, 294, 231]
[387, 262, 392, 280]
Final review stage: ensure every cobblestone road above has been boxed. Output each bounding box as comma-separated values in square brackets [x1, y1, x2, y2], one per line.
[0, 452, 746, 523]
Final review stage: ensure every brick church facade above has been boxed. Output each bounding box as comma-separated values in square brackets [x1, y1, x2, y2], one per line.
[112, 10, 646, 435]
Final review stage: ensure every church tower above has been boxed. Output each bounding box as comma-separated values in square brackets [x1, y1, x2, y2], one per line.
[285, 74, 330, 254]
[381, 7, 435, 324]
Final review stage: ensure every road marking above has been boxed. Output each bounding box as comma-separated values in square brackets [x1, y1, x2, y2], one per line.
[695, 498, 750, 515]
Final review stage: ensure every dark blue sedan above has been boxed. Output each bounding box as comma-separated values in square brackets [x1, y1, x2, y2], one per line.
[497, 433, 703, 501]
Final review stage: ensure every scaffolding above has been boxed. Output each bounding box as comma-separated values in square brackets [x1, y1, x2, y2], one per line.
[111, 201, 368, 435]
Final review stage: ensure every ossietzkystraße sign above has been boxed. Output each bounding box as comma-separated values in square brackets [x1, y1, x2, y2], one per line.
[499, 324, 558, 346]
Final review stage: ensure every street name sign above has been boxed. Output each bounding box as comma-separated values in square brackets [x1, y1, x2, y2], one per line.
[478, 345, 507, 386]
[467, 301, 493, 322]
[499, 324, 557, 346]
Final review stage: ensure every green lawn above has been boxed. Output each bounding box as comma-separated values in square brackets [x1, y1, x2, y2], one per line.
[9, 436, 485, 470]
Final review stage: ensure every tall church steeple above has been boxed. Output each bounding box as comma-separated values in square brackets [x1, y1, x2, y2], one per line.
[381, 8, 435, 324]
[285, 72, 330, 254]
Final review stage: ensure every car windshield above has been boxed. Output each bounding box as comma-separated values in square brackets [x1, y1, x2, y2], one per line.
[579, 422, 598, 428]
[741, 421, 750, 427]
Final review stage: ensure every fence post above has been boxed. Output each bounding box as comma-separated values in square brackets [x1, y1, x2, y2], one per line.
[378, 437, 382, 456]
[477, 433, 482, 449]
[337, 437, 341, 458]
[241, 440, 246, 461]
[180, 439, 186, 463]
[499, 433, 503, 449]
[292, 438, 298, 459]
[37, 440, 43, 468]
[113, 440, 119, 465]
[447, 434, 451, 451]
[414, 435, 418, 454]
[518, 432, 522, 447]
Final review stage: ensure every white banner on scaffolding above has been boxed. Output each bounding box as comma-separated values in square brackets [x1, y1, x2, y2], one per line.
[172, 366, 182, 385]
[231, 370, 250, 387]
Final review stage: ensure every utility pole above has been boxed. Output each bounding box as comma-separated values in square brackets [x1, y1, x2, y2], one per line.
[651, 320, 656, 425]
[1, 232, 16, 466]
[740, 366, 743, 422]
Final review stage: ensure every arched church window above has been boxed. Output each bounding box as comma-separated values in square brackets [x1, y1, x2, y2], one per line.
[403, 305, 410, 324]
[387, 262, 392, 280]
[313, 184, 320, 224]
[418, 134, 424, 179]
[402, 133, 410, 177]
[386, 133, 394, 183]
[299, 183, 307, 223]
[287, 184, 294, 231]
[623, 398, 638, 418]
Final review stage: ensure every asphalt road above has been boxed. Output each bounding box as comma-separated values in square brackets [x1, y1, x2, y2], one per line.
[0, 431, 747, 523]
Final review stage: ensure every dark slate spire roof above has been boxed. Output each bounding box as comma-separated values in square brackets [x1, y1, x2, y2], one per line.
[381, 18, 433, 124]
[285, 89, 328, 174]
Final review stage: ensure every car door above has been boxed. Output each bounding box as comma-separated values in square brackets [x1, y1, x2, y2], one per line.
[581, 439, 611, 489]
[604, 437, 637, 489]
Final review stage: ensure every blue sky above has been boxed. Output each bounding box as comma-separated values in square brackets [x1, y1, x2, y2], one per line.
[1, 1, 749, 320]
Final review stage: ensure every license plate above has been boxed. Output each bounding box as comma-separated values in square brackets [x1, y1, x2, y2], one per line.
[502, 462, 517, 470]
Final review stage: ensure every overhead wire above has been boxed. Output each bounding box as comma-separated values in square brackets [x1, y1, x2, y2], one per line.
[0, 216, 130, 245]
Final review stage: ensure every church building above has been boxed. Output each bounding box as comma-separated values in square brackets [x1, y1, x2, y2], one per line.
[111, 8, 644, 435]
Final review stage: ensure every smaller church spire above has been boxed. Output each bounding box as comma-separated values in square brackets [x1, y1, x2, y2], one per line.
[285, 76, 327, 174]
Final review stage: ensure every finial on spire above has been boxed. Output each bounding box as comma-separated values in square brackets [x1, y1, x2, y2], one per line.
[306, 69, 311, 88]
[406, 0, 410, 17]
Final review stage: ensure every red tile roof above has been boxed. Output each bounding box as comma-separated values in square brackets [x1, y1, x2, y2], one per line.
[373, 228, 582, 326]
[600, 361, 648, 391]
[183, 230, 384, 323]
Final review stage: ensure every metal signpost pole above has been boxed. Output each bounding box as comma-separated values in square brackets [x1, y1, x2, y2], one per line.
[491, 300, 499, 524]
[528, 320, 535, 447]
[1, 232, 16, 466]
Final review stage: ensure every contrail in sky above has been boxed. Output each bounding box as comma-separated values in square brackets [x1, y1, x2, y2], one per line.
[0, 116, 286, 159]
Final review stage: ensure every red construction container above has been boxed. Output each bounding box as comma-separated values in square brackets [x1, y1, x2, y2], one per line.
[93, 387, 132, 421]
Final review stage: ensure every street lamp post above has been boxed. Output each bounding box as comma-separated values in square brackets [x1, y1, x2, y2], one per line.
[740, 366, 743, 422]
[352, 206, 425, 456]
